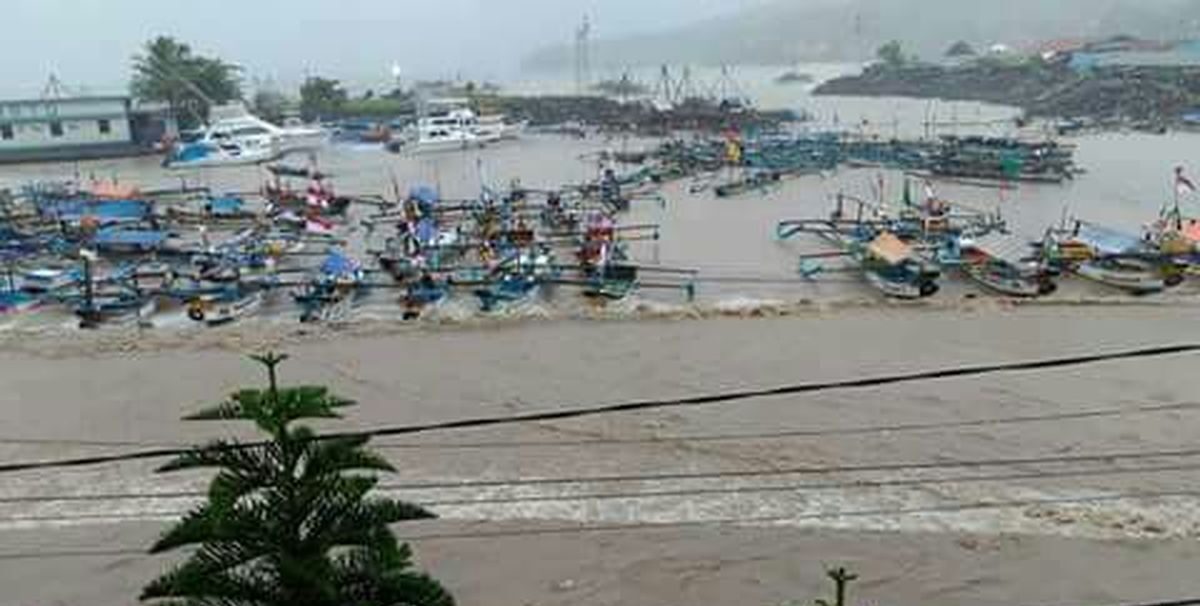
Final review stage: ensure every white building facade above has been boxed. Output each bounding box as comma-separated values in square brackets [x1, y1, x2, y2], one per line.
[0, 96, 138, 162]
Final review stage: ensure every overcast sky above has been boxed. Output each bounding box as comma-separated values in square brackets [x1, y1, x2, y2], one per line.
[4, 0, 766, 98]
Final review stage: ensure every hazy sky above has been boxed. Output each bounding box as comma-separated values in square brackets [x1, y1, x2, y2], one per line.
[4, 0, 765, 98]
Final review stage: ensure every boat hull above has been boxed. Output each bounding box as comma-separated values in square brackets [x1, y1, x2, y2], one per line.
[961, 263, 1051, 298]
[1075, 260, 1166, 294]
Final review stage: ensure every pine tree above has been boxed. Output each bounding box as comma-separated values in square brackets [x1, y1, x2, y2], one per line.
[142, 352, 454, 606]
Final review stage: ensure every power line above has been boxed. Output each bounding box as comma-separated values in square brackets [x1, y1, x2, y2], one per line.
[5, 447, 1200, 506]
[371, 401, 1200, 450]
[3, 400, 1194, 452]
[6, 460, 1200, 525]
[0, 344, 1194, 475]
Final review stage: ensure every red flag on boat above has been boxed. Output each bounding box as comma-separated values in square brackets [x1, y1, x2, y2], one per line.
[305, 215, 335, 236]
[1177, 166, 1197, 196]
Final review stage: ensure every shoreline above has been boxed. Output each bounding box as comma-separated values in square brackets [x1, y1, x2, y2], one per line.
[814, 62, 1200, 130]
[3, 293, 1198, 358]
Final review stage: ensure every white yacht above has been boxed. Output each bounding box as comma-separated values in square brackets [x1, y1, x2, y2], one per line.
[398, 106, 483, 154]
[165, 104, 327, 169]
[394, 99, 525, 154]
[475, 113, 528, 143]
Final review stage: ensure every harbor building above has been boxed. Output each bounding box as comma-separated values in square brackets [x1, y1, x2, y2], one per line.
[0, 95, 175, 163]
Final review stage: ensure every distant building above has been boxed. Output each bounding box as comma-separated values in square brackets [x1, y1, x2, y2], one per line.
[0, 95, 176, 164]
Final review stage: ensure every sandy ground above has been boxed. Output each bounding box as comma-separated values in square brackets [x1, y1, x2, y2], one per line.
[2, 305, 1200, 604]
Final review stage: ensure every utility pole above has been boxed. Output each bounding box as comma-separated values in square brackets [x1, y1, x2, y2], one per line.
[574, 15, 592, 95]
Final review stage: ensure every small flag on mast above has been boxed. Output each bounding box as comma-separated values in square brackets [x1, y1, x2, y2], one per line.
[1177, 166, 1197, 196]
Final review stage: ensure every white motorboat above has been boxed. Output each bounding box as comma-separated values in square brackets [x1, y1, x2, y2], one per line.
[395, 99, 529, 153]
[475, 114, 527, 143]
[395, 107, 482, 153]
[165, 105, 327, 169]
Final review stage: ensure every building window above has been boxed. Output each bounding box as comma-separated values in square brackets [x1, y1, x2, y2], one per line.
[49, 121, 64, 138]
[98, 119, 112, 135]
[0, 124, 12, 140]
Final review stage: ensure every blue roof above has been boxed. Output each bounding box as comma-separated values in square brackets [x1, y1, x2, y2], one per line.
[94, 228, 169, 248]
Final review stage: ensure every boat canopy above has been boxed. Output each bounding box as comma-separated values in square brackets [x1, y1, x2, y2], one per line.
[89, 180, 140, 199]
[969, 232, 1031, 266]
[320, 251, 360, 277]
[208, 196, 245, 216]
[94, 228, 169, 248]
[1074, 222, 1145, 256]
[41, 199, 150, 223]
[867, 232, 912, 265]
[409, 185, 439, 206]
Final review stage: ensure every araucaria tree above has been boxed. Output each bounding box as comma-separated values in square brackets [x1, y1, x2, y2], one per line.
[142, 352, 454, 606]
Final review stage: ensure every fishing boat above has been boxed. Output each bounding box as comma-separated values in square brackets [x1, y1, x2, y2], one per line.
[401, 274, 450, 320]
[186, 288, 266, 326]
[91, 227, 177, 254]
[817, 228, 941, 299]
[1044, 221, 1182, 294]
[0, 289, 39, 315]
[74, 292, 157, 329]
[960, 232, 1056, 297]
[580, 264, 639, 301]
[859, 232, 941, 299]
[21, 267, 80, 293]
[0, 268, 39, 314]
[475, 273, 541, 312]
[1074, 256, 1169, 295]
[293, 251, 366, 322]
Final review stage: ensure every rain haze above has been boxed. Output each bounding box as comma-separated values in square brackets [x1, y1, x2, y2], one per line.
[2, 0, 765, 96]
[4, 1, 1200, 605]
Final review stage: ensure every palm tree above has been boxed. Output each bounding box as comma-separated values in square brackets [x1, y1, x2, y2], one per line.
[131, 36, 242, 128]
[142, 352, 454, 606]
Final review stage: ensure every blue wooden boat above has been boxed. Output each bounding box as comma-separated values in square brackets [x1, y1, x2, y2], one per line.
[402, 276, 450, 320]
[187, 286, 266, 326]
[474, 273, 541, 312]
[293, 251, 366, 322]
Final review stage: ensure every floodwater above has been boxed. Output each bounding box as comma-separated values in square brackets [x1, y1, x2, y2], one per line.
[5, 75, 1200, 605]
[2, 81, 1199, 331]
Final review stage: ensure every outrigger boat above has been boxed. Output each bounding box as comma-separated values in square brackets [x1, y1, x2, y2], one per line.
[0, 264, 39, 314]
[1040, 220, 1184, 295]
[292, 251, 368, 323]
[960, 232, 1056, 297]
[186, 286, 268, 326]
[846, 230, 941, 299]
[777, 193, 944, 300]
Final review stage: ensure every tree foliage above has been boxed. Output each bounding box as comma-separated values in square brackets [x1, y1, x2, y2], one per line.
[252, 89, 293, 125]
[142, 352, 454, 606]
[299, 77, 349, 122]
[876, 40, 907, 67]
[945, 40, 977, 57]
[131, 36, 242, 128]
